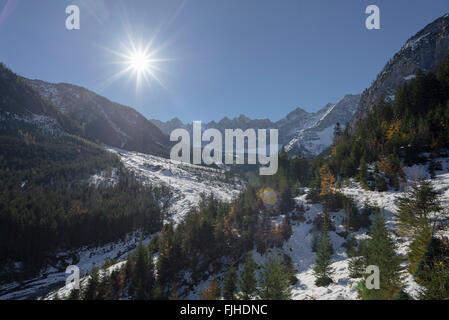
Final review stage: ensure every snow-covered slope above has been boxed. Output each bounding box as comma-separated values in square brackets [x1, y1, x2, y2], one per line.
[181, 157, 449, 300]
[46, 261, 128, 300]
[287, 158, 448, 300]
[284, 125, 335, 156]
[106, 147, 244, 224]
[0, 231, 151, 300]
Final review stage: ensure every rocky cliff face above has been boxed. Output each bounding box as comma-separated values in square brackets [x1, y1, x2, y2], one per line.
[350, 12, 449, 131]
[283, 94, 360, 156]
[276, 106, 330, 145]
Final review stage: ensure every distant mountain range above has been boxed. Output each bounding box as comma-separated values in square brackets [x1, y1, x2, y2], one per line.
[151, 93, 361, 157]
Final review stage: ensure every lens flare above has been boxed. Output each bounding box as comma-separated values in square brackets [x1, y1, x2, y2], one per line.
[257, 187, 279, 208]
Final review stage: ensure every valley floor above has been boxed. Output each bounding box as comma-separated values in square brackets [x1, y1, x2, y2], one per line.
[2, 152, 449, 300]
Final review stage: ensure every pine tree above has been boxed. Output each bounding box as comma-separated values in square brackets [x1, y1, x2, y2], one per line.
[333, 122, 342, 144]
[83, 267, 100, 300]
[108, 269, 122, 299]
[437, 48, 449, 90]
[345, 233, 358, 258]
[96, 277, 107, 300]
[342, 197, 358, 232]
[394, 179, 448, 289]
[258, 255, 293, 300]
[417, 236, 449, 300]
[238, 255, 257, 300]
[157, 224, 179, 295]
[374, 174, 387, 192]
[357, 159, 369, 188]
[306, 168, 322, 203]
[313, 221, 334, 286]
[419, 262, 449, 300]
[223, 265, 238, 300]
[408, 222, 432, 275]
[359, 212, 403, 300]
[279, 188, 296, 215]
[348, 256, 366, 279]
[280, 217, 293, 241]
[347, 235, 367, 279]
[152, 283, 164, 300]
[394, 180, 443, 237]
[132, 241, 155, 300]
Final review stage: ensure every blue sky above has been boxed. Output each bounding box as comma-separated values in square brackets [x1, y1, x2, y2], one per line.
[1, 0, 449, 123]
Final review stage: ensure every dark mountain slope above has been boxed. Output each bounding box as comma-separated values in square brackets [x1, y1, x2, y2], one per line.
[0, 63, 81, 135]
[25, 79, 169, 157]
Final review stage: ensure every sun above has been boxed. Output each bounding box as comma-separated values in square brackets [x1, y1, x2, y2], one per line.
[103, 38, 171, 91]
[122, 45, 156, 89]
[128, 50, 151, 73]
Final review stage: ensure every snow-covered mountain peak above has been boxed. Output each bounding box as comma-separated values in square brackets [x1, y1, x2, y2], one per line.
[150, 93, 360, 157]
[284, 94, 361, 156]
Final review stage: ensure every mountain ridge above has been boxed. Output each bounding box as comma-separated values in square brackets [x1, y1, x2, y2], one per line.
[150, 93, 361, 157]
[22, 77, 170, 156]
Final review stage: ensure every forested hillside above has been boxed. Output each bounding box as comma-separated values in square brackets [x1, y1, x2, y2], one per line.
[0, 116, 168, 282]
[321, 51, 449, 188]
[300, 51, 449, 300]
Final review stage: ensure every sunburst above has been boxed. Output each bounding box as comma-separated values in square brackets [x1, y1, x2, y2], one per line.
[103, 38, 169, 91]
